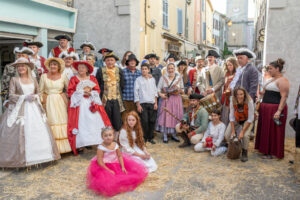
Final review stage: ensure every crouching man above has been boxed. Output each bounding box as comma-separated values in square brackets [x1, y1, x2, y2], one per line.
[175, 94, 209, 148]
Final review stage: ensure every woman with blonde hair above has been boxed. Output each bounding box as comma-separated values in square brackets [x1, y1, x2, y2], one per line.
[39, 57, 72, 154]
[0, 58, 60, 167]
[221, 57, 238, 125]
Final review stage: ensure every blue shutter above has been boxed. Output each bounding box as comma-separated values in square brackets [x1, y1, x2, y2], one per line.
[177, 8, 183, 34]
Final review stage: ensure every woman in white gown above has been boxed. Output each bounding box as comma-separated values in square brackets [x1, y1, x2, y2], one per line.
[67, 61, 111, 155]
[119, 111, 157, 172]
[0, 58, 60, 168]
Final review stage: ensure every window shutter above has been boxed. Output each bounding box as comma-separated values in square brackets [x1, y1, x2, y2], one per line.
[177, 8, 183, 34]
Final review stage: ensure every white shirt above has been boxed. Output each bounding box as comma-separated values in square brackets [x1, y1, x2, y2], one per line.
[201, 122, 226, 147]
[48, 44, 71, 58]
[63, 66, 77, 80]
[230, 66, 246, 90]
[134, 76, 158, 104]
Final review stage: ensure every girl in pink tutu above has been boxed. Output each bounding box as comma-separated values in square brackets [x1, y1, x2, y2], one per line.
[86, 127, 148, 197]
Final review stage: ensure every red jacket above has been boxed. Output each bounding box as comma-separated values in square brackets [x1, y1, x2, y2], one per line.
[51, 46, 75, 58]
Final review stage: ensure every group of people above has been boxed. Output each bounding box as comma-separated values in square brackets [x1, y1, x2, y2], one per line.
[0, 34, 296, 197]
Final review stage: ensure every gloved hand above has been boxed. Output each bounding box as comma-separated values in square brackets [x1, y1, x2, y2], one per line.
[25, 94, 35, 102]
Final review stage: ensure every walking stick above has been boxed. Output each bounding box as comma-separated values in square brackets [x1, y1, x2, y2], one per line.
[162, 107, 181, 122]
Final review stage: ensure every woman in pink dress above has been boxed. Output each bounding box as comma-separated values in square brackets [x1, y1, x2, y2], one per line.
[156, 63, 184, 143]
[86, 127, 148, 197]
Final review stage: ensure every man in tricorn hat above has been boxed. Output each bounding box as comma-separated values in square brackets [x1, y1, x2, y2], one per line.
[79, 41, 96, 61]
[96, 52, 125, 132]
[59, 51, 79, 80]
[201, 50, 225, 99]
[144, 53, 161, 85]
[23, 40, 47, 76]
[231, 48, 258, 101]
[95, 48, 113, 68]
[49, 34, 75, 58]
[175, 93, 209, 148]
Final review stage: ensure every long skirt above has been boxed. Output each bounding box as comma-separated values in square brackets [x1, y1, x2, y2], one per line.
[86, 154, 148, 197]
[255, 103, 287, 159]
[156, 95, 183, 134]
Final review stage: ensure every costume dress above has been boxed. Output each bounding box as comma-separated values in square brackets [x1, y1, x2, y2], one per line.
[67, 75, 111, 155]
[39, 74, 71, 154]
[0, 77, 60, 167]
[86, 143, 148, 197]
[119, 129, 158, 172]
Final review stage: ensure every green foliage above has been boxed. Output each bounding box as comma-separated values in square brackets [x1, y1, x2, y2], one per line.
[222, 42, 232, 59]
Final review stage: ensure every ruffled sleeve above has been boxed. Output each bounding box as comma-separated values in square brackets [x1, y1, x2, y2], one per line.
[119, 129, 135, 155]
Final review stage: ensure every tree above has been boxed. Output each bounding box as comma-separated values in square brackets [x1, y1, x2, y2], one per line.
[222, 42, 232, 59]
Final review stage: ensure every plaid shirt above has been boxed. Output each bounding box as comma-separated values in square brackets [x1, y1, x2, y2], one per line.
[122, 68, 142, 101]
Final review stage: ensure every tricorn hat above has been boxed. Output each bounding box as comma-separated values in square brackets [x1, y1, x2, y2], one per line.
[103, 52, 120, 61]
[23, 40, 43, 48]
[44, 57, 65, 73]
[206, 50, 220, 58]
[233, 48, 256, 59]
[59, 51, 79, 61]
[11, 57, 35, 69]
[189, 93, 204, 100]
[13, 47, 34, 55]
[80, 41, 95, 51]
[195, 55, 205, 62]
[98, 48, 113, 54]
[72, 61, 94, 74]
[125, 54, 140, 66]
[144, 53, 157, 59]
[55, 34, 71, 41]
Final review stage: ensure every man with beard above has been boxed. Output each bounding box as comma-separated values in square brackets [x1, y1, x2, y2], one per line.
[175, 93, 209, 148]
[49, 34, 75, 58]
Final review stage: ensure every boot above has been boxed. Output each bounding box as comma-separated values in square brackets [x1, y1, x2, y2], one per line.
[179, 133, 191, 148]
[241, 149, 248, 162]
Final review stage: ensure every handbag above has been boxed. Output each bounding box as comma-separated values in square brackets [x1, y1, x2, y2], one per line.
[227, 137, 242, 159]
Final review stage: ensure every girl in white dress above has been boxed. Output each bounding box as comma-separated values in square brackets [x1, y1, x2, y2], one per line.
[194, 109, 227, 156]
[119, 111, 158, 172]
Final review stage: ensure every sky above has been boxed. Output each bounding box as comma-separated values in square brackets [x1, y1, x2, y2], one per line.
[210, 0, 255, 18]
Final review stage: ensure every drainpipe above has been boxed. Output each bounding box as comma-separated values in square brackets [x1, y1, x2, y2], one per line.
[144, 0, 147, 54]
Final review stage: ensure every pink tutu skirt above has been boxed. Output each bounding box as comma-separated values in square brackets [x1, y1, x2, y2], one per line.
[86, 153, 148, 197]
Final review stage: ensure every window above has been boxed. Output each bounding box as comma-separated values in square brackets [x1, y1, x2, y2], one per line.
[163, 0, 169, 29]
[202, 22, 206, 40]
[177, 8, 183, 34]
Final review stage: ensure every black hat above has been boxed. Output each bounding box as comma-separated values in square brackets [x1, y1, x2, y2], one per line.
[23, 40, 43, 48]
[233, 48, 256, 59]
[206, 50, 220, 58]
[98, 48, 113, 54]
[144, 53, 156, 59]
[189, 93, 204, 100]
[54, 34, 71, 41]
[125, 54, 139, 66]
[103, 52, 119, 61]
[177, 60, 187, 66]
[80, 41, 95, 51]
[167, 53, 178, 61]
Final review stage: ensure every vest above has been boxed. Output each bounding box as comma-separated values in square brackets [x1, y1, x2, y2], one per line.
[234, 104, 248, 122]
[101, 67, 125, 112]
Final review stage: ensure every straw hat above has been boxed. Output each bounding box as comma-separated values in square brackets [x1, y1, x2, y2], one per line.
[11, 57, 34, 69]
[44, 57, 65, 73]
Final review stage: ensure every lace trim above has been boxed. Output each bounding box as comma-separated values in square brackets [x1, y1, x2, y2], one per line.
[90, 90, 102, 105]
[7, 95, 26, 127]
[70, 91, 83, 108]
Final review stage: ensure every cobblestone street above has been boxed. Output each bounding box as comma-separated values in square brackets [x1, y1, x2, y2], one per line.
[1, 138, 299, 200]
